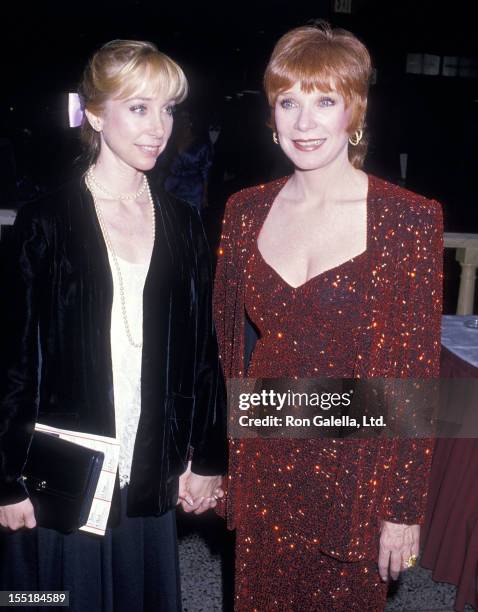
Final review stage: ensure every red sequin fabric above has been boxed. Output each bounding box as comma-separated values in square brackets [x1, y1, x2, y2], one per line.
[213, 175, 443, 611]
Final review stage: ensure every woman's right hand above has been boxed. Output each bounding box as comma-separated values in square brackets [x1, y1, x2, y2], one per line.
[0, 498, 36, 530]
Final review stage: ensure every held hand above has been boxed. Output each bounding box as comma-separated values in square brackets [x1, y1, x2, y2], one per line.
[186, 473, 223, 515]
[177, 461, 195, 508]
[378, 521, 420, 582]
[0, 498, 36, 531]
[181, 472, 224, 515]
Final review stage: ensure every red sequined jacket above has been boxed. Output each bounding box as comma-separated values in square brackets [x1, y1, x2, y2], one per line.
[213, 175, 443, 561]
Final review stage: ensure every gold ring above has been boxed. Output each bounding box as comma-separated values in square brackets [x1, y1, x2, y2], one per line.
[406, 554, 418, 568]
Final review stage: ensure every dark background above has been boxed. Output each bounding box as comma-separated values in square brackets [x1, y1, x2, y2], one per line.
[1, 0, 477, 309]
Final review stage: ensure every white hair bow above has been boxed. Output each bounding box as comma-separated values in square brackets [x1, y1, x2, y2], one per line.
[68, 93, 84, 128]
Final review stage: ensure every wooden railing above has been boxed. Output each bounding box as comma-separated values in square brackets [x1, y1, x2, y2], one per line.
[0, 210, 477, 314]
[444, 233, 478, 315]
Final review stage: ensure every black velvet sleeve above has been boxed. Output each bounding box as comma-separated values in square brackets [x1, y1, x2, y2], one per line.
[188, 209, 227, 476]
[0, 204, 49, 504]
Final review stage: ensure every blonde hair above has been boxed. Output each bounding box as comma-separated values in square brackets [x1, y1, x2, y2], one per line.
[264, 22, 372, 168]
[79, 39, 188, 164]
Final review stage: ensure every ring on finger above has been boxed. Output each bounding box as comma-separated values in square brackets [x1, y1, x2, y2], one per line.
[404, 554, 418, 569]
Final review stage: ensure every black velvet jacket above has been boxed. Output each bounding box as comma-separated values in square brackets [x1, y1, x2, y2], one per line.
[0, 177, 227, 520]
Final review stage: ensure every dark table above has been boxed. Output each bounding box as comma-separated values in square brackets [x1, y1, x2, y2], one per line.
[421, 316, 478, 612]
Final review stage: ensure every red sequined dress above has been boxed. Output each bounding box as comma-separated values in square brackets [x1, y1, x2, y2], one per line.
[213, 175, 443, 611]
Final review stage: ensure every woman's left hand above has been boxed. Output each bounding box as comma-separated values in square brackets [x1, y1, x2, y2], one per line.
[183, 473, 224, 514]
[177, 462, 224, 514]
[378, 521, 420, 582]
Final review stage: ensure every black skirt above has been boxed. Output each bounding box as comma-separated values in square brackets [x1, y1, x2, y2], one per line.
[0, 487, 181, 612]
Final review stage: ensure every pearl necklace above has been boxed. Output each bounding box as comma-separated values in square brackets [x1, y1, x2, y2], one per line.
[87, 166, 148, 200]
[85, 169, 155, 348]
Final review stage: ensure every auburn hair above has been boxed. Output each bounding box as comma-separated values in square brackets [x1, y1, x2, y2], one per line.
[264, 22, 372, 168]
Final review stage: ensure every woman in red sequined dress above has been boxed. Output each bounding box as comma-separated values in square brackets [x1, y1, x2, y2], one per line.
[214, 23, 443, 611]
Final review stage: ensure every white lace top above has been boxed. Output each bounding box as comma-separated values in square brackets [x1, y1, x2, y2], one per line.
[107, 251, 149, 488]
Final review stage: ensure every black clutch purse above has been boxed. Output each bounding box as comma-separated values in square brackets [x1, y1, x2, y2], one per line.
[22, 431, 105, 534]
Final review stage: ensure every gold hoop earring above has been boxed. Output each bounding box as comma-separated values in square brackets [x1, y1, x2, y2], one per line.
[348, 129, 363, 146]
[273, 132, 279, 145]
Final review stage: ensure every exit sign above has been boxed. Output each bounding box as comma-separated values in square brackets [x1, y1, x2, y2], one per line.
[334, 0, 352, 13]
